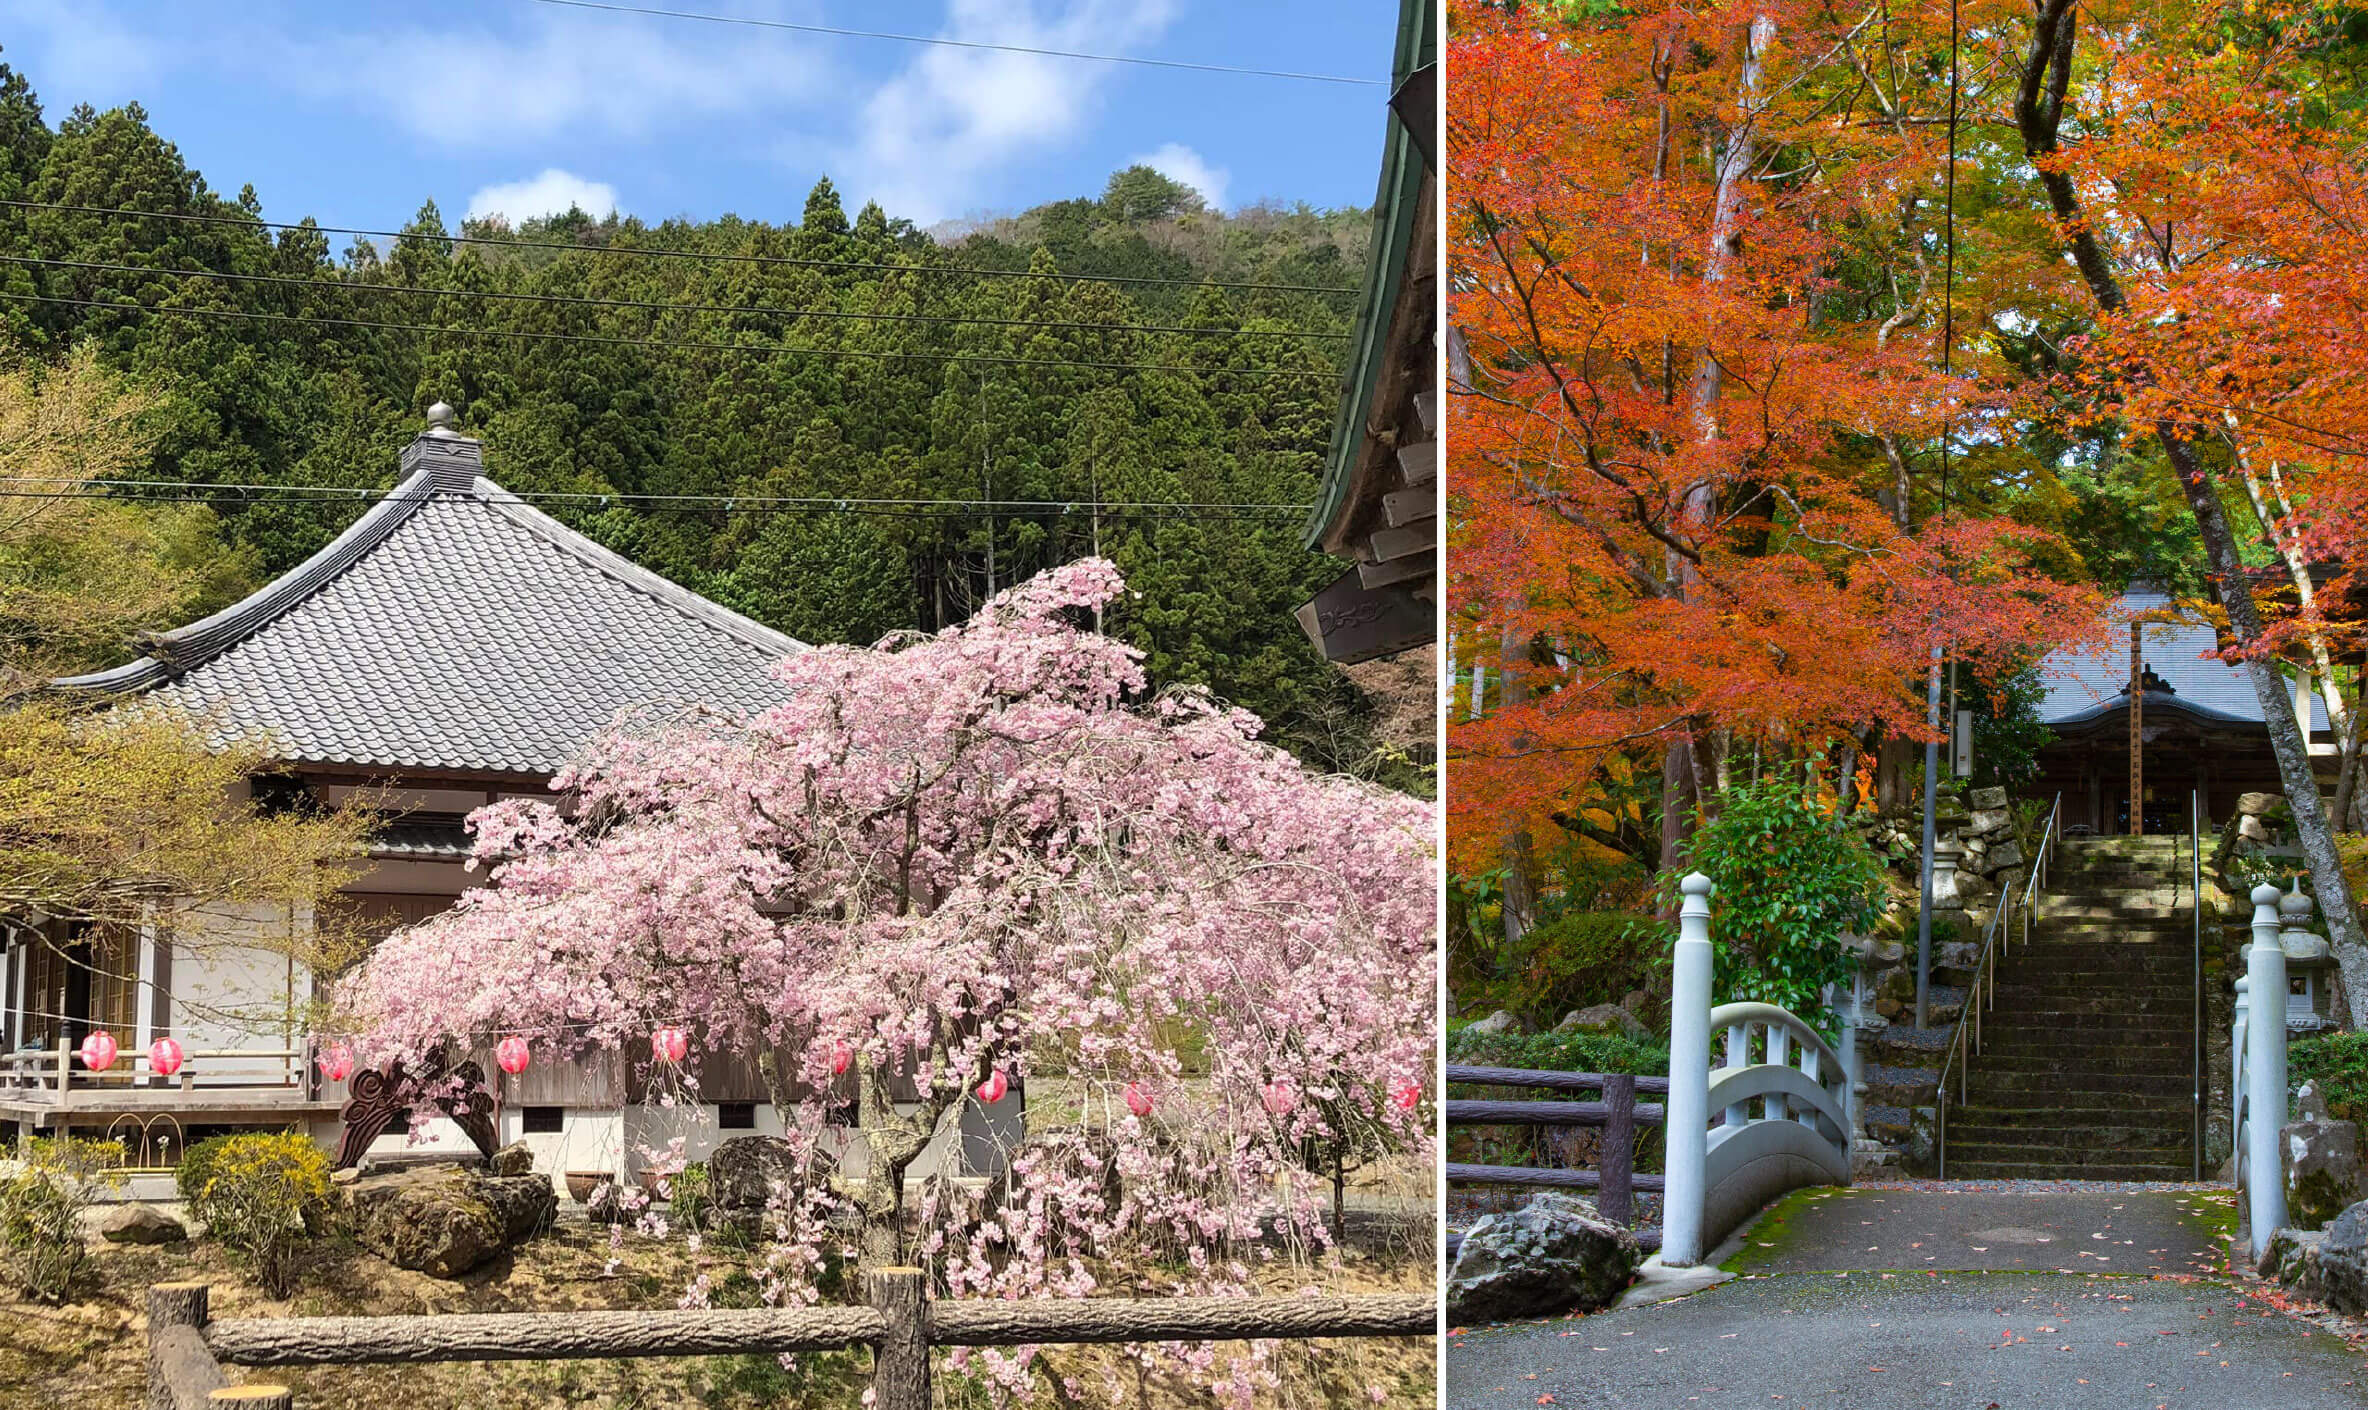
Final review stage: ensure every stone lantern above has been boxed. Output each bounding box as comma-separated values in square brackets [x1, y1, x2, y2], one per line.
[1931, 841, 1966, 912]
[2280, 884, 2334, 1033]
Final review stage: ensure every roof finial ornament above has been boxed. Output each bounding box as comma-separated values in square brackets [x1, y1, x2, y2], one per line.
[425, 401, 458, 439]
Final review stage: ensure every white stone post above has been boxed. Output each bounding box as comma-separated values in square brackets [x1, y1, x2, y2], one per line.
[2247, 883, 2289, 1259]
[1661, 872, 1715, 1266]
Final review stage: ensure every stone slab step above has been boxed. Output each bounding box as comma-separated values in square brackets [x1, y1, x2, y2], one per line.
[1941, 1159, 2197, 1181]
[1943, 1141, 2197, 1169]
[1959, 1073, 2194, 1100]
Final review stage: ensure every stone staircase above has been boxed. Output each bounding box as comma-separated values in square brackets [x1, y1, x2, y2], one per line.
[1941, 834, 2200, 1181]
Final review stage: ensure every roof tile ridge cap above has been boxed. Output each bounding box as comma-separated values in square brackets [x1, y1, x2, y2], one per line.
[52, 475, 438, 692]
[468, 475, 809, 658]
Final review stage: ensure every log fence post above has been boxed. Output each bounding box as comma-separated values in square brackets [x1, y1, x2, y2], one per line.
[1597, 1073, 1634, 1226]
[148, 1282, 217, 1410]
[868, 1266, 931, 1410]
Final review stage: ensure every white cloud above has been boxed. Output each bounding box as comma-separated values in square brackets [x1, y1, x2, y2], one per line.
[257, 6, 832, 148]
[1129, 142, 1228, 212]
[466, 170, 620, 224]
[1, 0, 165, 97]
[843, 0, 1180, 224]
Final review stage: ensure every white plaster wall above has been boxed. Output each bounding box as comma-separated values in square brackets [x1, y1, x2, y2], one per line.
[164, 900, 303, 1059]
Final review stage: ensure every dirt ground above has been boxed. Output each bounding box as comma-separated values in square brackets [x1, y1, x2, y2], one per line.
[0, 1172, 1437, 1410]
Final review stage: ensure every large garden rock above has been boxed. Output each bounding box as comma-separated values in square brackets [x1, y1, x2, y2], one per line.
[1553, 1004, 1648, 1041]
[346, 1163, 555, 1278]
[2261, 1227, 2328, 1299]
[1970, 786, 2009, 811]
[99, 1203, 185, 1245]
[1465, 1010, 1523, 1037]
[2315, 1200, 2368, 1313]
[1966, 807, 2012, 839]
[1446, 1194, 1640, 1323]
[2283, 1086, 2364, 1230]
[2237, 791, 2285, 817]
[709, 1136, 800, 1220]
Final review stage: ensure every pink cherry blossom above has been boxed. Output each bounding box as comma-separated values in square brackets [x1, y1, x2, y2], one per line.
[334, 560, 1437, 1404]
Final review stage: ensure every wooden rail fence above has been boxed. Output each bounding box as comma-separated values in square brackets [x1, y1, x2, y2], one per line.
[1443, 1064, 1667, 1256]
[146, 1275, 1434, 1410]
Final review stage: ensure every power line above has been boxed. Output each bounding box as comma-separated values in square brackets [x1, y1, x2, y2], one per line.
[0, 253, 1350, 342]
[0, 476, 1311, 515]
[0, 199, 1362, 295]
[0, 292, 1329, 377]
[523, 0, 1387, 87]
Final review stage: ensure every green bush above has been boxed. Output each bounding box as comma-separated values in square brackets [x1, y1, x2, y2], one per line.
[2291, 1032, 2368, 1124]
[188, 1131, 334, 1298]
[1503, 911, 1667, 1030]
[0, 1137, 123, 1302]
[175, 1133, 237, 1214]
[668, 1161, 711, 1232]
[1662, 773, 1886, 1029]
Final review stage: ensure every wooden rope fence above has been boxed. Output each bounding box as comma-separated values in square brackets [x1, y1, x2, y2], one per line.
[146, 1275, 1433, 1410]
[1443, 1064, 1667, 1256]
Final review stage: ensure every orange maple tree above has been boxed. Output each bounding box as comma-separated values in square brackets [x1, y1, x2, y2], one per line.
[1445, 0, 2099, 893]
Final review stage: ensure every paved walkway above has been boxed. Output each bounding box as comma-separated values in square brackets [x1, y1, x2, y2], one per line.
[1448, 1185, 2368, 1409]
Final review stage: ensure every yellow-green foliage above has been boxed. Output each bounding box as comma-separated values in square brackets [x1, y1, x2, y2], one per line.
[191, 1131, 333, 1298]
[0, 1136, 123, 1302]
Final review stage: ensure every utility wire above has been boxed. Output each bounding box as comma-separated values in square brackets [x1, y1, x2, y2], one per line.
[0, 476, 1310, 514]
[0, 253, 1350, 341]
[523, 0, 1387, 86]
[0, 487, 1308, 524]
[0, 199, 1362, 295]
[0, 292, 1326, 377]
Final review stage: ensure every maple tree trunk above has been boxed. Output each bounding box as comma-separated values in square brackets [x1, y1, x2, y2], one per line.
[2237, 452, 2350, 735]
[2016, 0, 2368, 1010]
[1499, 624, 1539, 943]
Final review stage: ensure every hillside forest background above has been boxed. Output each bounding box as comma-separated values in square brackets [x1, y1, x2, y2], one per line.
[0, 56, 1429, 790]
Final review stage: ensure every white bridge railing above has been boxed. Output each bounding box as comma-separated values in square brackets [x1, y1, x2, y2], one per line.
[2233, 881, 2292, 1260]
[1660, 873, 1853, 1265]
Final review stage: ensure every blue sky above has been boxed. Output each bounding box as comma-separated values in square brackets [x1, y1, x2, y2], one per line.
[0, 1, 1399, 240]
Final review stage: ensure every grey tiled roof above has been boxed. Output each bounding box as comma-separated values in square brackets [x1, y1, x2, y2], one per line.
[56, 450, 805, 774]
[2037, 586, 2330, 731]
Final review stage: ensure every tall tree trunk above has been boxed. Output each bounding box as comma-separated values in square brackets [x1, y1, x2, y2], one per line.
[2015, 0, 2368, 1008]
[1498, 624, 1540, 945]
[2235, 446, 2350, 736]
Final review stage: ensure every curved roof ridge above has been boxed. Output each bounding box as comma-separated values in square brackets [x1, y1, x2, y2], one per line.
[54, 471, 442, 694]
[473, 482, 806, 659]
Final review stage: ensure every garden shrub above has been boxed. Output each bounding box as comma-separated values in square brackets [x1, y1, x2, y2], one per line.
[1504, 911, 1667, 1029]
[189, 1131, 334, 1297]
[0, 1136, 123, 1302]
[669, 1161, 711, 1232]
[175, 1133, 236, 1214]
[1663, 773, 1886, 1030]
[2291, 1031, 2368, 1125]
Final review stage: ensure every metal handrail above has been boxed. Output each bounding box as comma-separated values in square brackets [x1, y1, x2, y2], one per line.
[1935, 792, 2062, 1180]
[2192, 788, 2204, 1181]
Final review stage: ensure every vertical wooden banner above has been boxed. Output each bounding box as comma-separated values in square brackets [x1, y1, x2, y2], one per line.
[2130, 621, 2144, 836]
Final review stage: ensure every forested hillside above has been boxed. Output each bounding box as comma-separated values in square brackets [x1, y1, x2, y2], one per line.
[0, 61, 1415, 781]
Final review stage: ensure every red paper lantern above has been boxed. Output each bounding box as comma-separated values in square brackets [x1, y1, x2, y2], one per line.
[318, 1042, 354, 1083]
[1123, 1082, 1153, 1119]
[1261, 1082, 1295, 1115]
[1391, 1078, 1422, 1112]
[651, 1026, 689, 1064]
[975, 1069, 1009, 1105]
[78, 1030, 117, 1072]
[830, 1041, 853, 1077]
[496, 1035, 531, 1075]
[148, 1037, 184, 1078]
